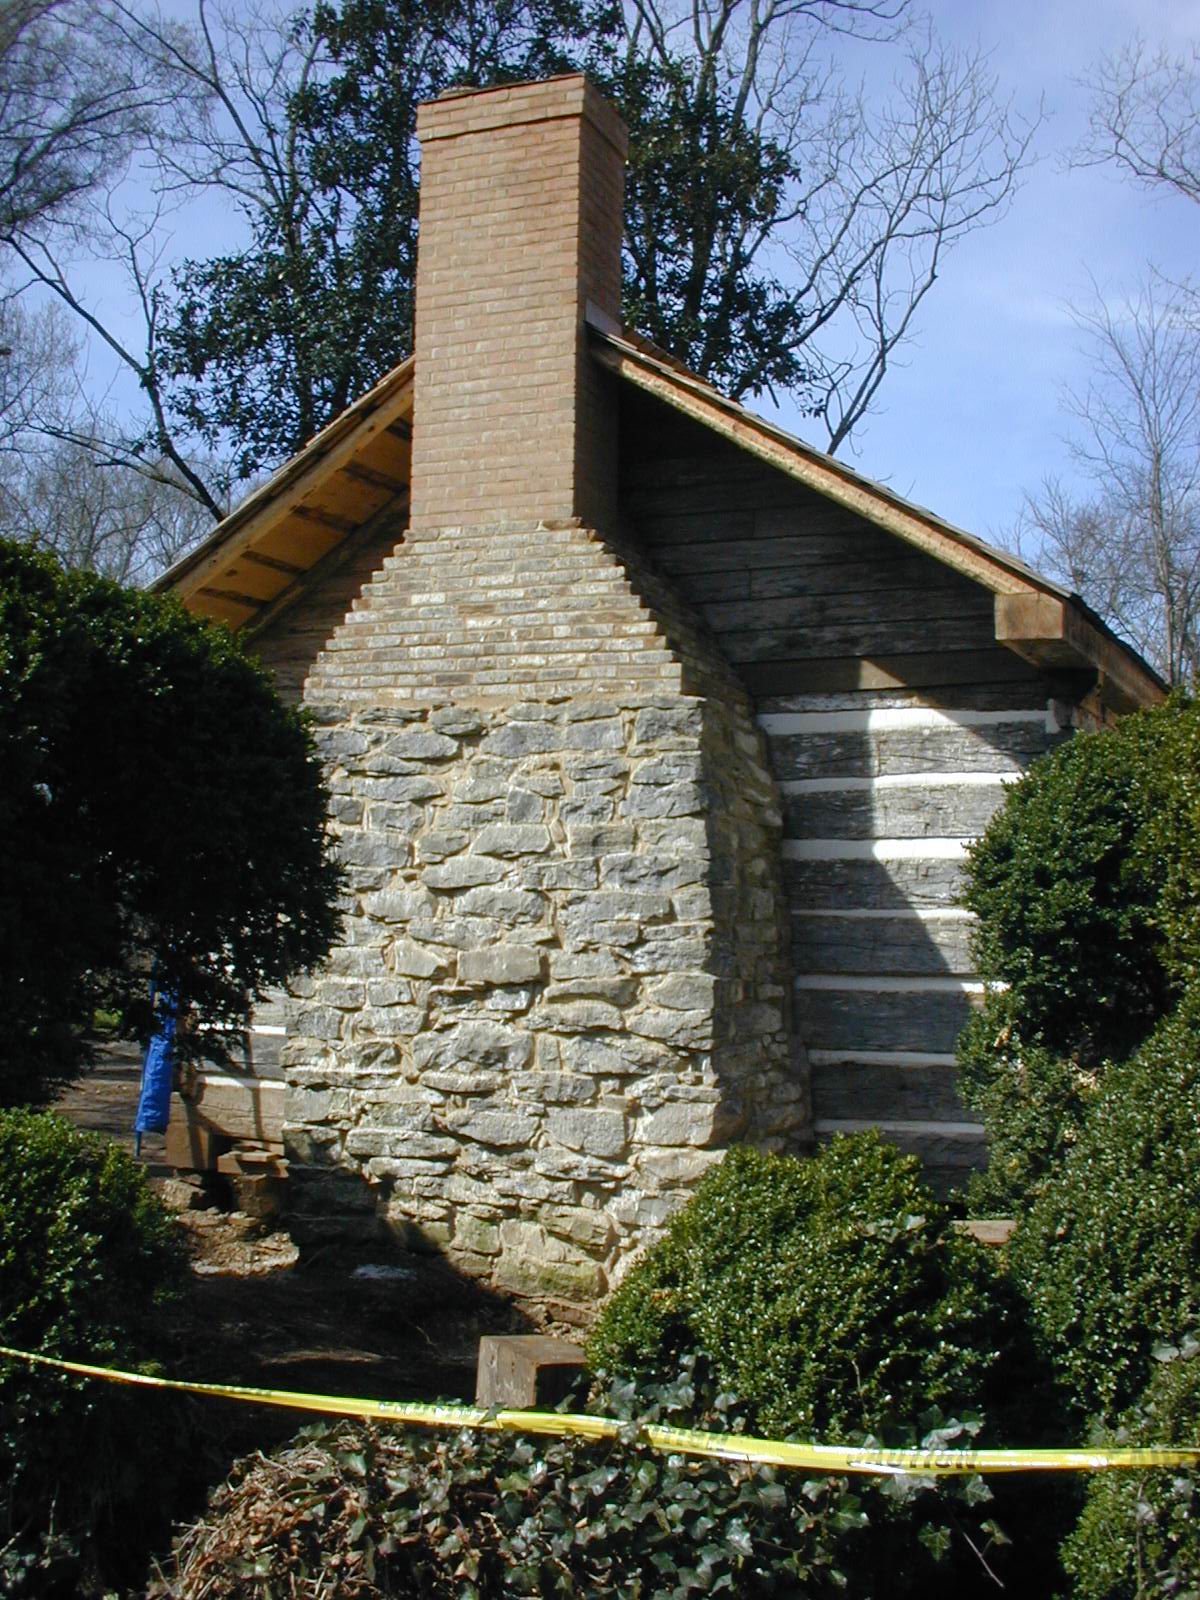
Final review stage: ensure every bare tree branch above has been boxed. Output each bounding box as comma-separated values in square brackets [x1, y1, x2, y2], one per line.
[1022, 281, 1200, 687]
[1078, 35, 1200, 207]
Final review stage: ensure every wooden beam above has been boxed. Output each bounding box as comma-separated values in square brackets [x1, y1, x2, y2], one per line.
[243, 491, 409, 642]
[387, 419, 413, 441]
[198, 585, 264, 612]
[342, 461, 409, 494]
[168, 365, 413, 603]
[291, 504, 358, 537]
[241, 549, 305, 577]
[994, 593, 1165, 712]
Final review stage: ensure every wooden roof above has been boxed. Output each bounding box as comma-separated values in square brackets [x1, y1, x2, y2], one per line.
[160, 332, 1163, 711]
[591, 326, 1166, 712]
[155, 358, 413, 633]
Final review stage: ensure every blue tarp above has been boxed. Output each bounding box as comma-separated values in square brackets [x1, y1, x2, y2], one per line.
[134, 984, 177, 1140]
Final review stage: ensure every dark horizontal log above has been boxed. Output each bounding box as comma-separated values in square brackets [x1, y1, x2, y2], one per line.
[700, 587, 990, 640]
[755, 667, 1050, 710]
[811, 1059, 969, 1122]
[793, 912, 976, 975]
[784, 854, 968, 910]
[721, 615, 996, 664]
[794, 983, 977, 1054]
[748, 556, 972, 602]
[768, 719, 1060, 780]
[652, 527, 892, 570]
[784, 781, 1008, 840]
[625, 473, 805, 521]
[814, 1126, 986, 1186]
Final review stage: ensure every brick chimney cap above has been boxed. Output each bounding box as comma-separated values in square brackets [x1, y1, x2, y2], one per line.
[417, 72, 627, 158]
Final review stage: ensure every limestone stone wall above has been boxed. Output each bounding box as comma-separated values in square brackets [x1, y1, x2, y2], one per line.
[281, 689, 804, 1315]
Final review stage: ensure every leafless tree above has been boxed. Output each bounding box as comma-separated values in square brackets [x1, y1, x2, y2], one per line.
[0, 293, 74, 443]
[1022, 282, 1200, 687]
[1078, 35, 1200, 207]
[0, 434, 212, 580]
[0, 280, 214, 580]
[0, 0, 169, 238]
[622, 2, 1039, 450]
[5, 192, 233, 518]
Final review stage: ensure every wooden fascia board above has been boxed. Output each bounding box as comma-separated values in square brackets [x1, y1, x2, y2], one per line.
[995, 593, 1166, 712]
[162, 362, 414, 604]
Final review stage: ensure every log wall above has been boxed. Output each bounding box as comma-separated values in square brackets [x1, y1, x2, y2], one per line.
[621, 388, 1072, 1187]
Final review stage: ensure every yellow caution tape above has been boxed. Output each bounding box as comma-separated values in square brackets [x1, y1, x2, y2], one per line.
[2, 1344, 1198, 1476]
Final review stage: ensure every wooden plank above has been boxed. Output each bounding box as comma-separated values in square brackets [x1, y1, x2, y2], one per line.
[767, 720, 1059, 781]
[783, 855, 967, 910]
[292, 505, 359, 537]
[475, 1335, 588, 1409]
[720, 616, 996, 664]
[180, 1073, 285, 1144]
[783, 780, 1008, 840]
[995, 592, 1165, 712]
[643, 510, 870, 555]
[165, 1115, 220, 1171]
[204, 560, 291, 603]
[625, 473, 805, 520]
[343, 460, 408, 494]
[353, 426, 411, 472]
[793, 912, 976, 975]
[302, 473, 393, 526]
[252, 519, 344, 567]
[748, 556, 970, 601]
[795, 983, 978, 1054]
[242, 549, 305, 578]
[750, 655, 1048, 702]
[811, 1059, 968, 1122]
[653, 532, 901, 575]
[700, 587, 991, 639]
[198, 585, 265, 613]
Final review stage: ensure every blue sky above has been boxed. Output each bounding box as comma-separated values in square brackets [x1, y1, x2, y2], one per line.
[770, 0, 1200, 548]
[65, 0, 1200, 554]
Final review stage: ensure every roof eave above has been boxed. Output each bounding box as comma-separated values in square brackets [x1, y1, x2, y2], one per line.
[156, 356, 415, 603]
[593, 327, 1167, 711]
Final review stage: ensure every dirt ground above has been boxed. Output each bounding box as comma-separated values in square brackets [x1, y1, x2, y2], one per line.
[53, 1054, 529, 1468]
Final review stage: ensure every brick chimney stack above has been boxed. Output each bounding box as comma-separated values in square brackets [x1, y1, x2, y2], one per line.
[409, 75, 628, 534]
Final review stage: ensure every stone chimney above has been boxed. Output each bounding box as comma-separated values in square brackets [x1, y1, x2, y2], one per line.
[410, 75, 628, 535]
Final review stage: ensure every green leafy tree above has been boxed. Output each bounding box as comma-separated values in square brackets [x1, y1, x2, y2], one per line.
[157, 0, 618, 481]
[120, 0, 1035, 493]
[0, 1109, 187, 1595]
[0, 538, 341, 1105]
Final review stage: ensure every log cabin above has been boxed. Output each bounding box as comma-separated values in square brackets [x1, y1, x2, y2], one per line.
[158, 74, 1163, 1317]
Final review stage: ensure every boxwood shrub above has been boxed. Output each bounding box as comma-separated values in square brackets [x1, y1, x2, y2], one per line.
[0, 1109, 187, 1596]
[586, 1134, 1025, 1447]
[959, 698, 1200, 1210]
[963, 706, 1178, 1066]
[1008, 992, 1200, 1426]
[956, 994, 1101, 1216]
[1062, 1337, 1200, 1600]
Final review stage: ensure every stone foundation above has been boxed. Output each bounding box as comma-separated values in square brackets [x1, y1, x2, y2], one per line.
[282, 691, 806, 1313]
